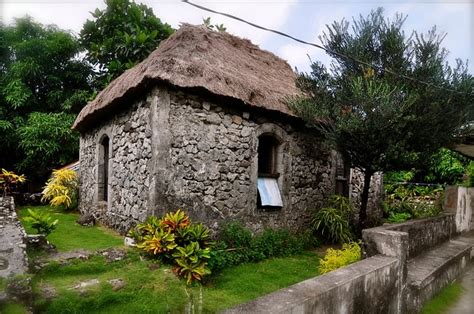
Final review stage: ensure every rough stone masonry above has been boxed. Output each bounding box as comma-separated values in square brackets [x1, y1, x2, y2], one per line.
[74, 25, 383, 234]
[79, 87, 382, 234]
[0, 197, 28, 278]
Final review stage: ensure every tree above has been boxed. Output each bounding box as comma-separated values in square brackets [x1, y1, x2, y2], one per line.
[0, 17, 93, 183]
[80, 0, 174, 87]
[291, 8, 473, 231]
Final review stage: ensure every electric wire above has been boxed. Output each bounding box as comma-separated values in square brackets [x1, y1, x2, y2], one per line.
[183, 0, 474, 96]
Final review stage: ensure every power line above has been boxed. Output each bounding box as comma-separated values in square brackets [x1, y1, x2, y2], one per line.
[183, 0, 474, 96]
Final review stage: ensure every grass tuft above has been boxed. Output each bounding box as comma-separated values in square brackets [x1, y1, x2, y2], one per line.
[18, 205, 123, 252]
[421, 282, 464, 314]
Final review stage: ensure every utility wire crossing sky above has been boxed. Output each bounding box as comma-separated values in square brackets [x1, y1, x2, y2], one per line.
[1, 0, 473, 76]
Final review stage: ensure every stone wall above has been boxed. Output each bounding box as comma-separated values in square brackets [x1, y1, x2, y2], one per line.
[350, 169, 384, 226]
[0, 197, 28, 278]
[150, 87, 335, 233]
[79, 98, 152, 233]
[79, 85, 383, 233]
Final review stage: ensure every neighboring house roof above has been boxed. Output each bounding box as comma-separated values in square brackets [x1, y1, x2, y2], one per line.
[58, 161, 80, 172]
[73, 24, 300, 132]
[454, 135, 474, 159]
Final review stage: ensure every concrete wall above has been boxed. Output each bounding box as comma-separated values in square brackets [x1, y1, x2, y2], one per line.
[228, 213, 471, 314]
[225, 255, 401, 314]
[444, 186, 474, 232]
[380, 214, 456, 259]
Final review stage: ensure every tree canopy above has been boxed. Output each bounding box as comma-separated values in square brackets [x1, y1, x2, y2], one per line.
[0, 17, 93, 182]
[80, 0, 174, 87]
[291, 8, 474, 229]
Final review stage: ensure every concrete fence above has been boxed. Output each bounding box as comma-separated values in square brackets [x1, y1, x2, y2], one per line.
[226, 186, 474, 314]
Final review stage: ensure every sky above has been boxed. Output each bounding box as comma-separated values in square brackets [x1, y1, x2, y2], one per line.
[1, 0, 473, 74]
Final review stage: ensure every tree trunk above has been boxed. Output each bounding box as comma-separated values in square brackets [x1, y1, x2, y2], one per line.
[358, 170, 373, 236]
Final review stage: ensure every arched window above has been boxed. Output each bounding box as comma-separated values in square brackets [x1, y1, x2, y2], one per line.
[98, 136, 110, 202]
[257, 134, 283, 208]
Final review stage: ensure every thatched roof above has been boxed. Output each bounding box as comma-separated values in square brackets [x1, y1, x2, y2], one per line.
[73, 24, 300, 131]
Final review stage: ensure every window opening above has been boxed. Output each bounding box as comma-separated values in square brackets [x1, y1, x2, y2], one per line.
[257, 134, 282, 208]
[99, 136, 109, 202]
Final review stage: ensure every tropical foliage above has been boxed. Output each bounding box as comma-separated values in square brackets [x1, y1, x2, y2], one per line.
[41, 168, 79, 210]
[290, 8, 473, 232]
[0, 168, 26, 196]
[23, 208, 58, 236]
[311, 195, 354, 244]
[319, 242, 361, 274]
[0, 17, 92, 181]
[129, 209, 213, 284]
[80, 0, 174, 86]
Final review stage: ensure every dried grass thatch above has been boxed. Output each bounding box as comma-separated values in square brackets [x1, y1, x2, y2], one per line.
[73, 24, 300, 131]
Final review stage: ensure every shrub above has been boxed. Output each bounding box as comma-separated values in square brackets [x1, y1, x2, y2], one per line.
[129, 209, 212, 284]
[311, 195, 354, 244]
[0, 169, 26, 196]
[41, 168, 78, 210]
[23, 209, 58, 236]
[387, 212, 412, 223]
[172, 242, 211, 284]
[319, 242, 361, 274]
[208, 222, 316, 272]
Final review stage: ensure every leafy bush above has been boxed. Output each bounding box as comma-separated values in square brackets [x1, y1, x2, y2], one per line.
[128, 209, 212, 284]
[311, 195, 353, 244]
[463, 162, 474, 187]
[23, 209, 58, 236]
[0, 169, 26, 196]
[208, 222, 316, 273]
[172, 242, 211, 284]
[387, 212, 412, 223]
[319, 242, 361, 274]
[41, 168, 78, 210]
[425, 148, 467, 185]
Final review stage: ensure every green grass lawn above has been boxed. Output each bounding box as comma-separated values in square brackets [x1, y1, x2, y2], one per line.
[32, 251, 320, 313]
[18, 206, 123, 252]
[421, 282, 464, 314]
[11, 205, 321, 313]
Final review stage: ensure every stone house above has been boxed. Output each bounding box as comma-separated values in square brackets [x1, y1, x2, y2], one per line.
[73, 24, 382, 234]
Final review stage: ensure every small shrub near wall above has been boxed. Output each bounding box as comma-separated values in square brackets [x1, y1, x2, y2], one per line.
[382, 183, 444, 223]
[208, 222, 317, 273]
[41, 169, 79, 210]
[311, 195, 354, 244]
[128, 210, 212, 284]
[318, 242, 361, 274]
[0, 169, 26, 196]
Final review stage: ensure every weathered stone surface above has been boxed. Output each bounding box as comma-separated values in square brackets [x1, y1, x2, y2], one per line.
[71, 278, 100, 292]
[78, 86, 383, 234]
[107, 278, 125, 291]
[26, 235, 57, 254]
[76, 213, 96, 226]
[0, 197, 28, 278]
[98, 248, 127, 263]
[38, 283, 57, 301]
[363, 216, 474, 314]
[6, 276, 33, 305]
[225, 255, 400, 314]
